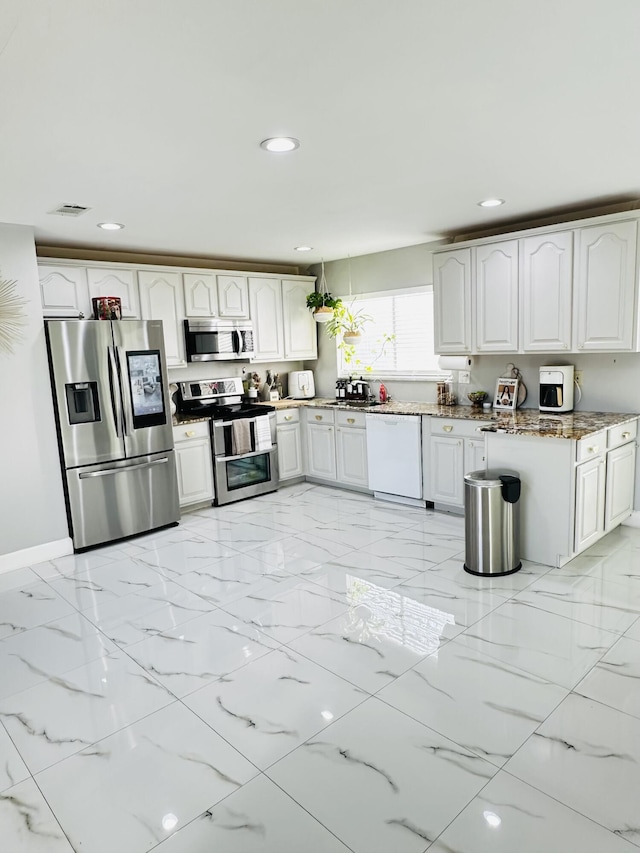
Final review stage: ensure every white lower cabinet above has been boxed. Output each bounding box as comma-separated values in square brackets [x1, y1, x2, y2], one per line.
[486, 419, 638, 567]
[306, 420, 336, 480]
[605, 440, 637, 531]
[465, 437, 486, 475]
[428, 418, 489, 509]
[276, 409, 303, 481]
[172, 422, 214, 508]
[430, 435, 464, 506]
[336, 410, 368, 488]
[574, 454, 607, 552]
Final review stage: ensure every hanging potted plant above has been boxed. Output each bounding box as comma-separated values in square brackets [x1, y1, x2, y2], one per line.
[326, 303, 371, 346]
[307, 259, 342, 323]
[306, 290, 342, 323]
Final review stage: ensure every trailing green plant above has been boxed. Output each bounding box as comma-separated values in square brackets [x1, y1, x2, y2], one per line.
[305, 291, 342, 312]
[325, 302, 394, 373]
[326, 302, 371, 337]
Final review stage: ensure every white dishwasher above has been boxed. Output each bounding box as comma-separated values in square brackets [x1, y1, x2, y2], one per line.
[366, 414, 423, 501]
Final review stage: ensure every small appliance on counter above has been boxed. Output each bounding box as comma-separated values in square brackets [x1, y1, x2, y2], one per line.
[288, 370, 315, 399]
[539, 365, 574, 413]
[335, 377, 375, 403]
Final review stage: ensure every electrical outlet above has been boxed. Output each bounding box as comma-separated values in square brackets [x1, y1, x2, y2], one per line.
[575, 370, 583, 387]
[458, 370, 471, 384]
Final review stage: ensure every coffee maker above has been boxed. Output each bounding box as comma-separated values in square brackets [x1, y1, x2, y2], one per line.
[539, 365, 574, 413]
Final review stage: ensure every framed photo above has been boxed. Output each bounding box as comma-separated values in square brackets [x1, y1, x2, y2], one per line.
[493, 377, 519, 411]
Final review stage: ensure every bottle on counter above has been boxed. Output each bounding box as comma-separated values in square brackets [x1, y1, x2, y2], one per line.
[379, 382, 388, 403]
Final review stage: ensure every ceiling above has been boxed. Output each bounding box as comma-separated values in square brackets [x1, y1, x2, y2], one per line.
[2, 0, 640, 267]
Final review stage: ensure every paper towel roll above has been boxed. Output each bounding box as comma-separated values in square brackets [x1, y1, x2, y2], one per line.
[438, 355, 473, 371]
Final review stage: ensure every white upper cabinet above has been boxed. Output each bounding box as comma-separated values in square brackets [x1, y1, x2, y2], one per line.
[183, 273, 218, 317]
[39, 265, 90, 317]
[521, 232, 573, 352]
[475, 240, 519, 352]
[433, 248, 472, 353]
[282, 279, 318, 359]
[217, 274, 250, 318]
[574, 220, 638, 351]
[87, 267, 140, 318]
[138, 270, 186, 367]
[248, 277, 284, 361]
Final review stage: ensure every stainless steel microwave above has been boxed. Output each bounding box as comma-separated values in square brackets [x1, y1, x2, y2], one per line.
[184, 319, 255, 361]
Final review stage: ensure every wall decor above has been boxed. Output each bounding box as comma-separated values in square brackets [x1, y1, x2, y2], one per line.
[0, 277, 28, 354]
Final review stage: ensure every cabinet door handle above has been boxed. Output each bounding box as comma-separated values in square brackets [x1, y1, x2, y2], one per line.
[284, 415, 293, 421]
[443, 425, 453, 432]
[185, 430, 196, 437]
[347, 417, 355, 424]
[315, 415, 323, 421]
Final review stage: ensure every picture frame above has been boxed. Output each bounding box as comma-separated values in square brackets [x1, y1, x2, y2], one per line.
[493, 377, 519, 411]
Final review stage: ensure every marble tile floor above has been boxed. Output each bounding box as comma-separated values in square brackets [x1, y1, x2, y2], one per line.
[1, 482, 640, 851]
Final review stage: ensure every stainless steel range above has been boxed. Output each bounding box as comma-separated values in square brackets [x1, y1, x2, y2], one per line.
[176, 377, 278, 505]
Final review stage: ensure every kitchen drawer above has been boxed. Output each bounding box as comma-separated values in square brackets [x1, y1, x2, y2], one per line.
[173, 421, 210, 442]
[306, 408, 335, 425]
[276, 408, 300, 426]
[576, 431, 606, 463]
[431, 418, 491, 438]
[607, 419, 637, 451]
[336, 409, 366, 428]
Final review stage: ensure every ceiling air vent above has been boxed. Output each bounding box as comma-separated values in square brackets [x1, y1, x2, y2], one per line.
[48, 204, 91, 217]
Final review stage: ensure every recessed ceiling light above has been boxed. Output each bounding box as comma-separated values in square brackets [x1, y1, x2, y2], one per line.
[97, 222, 124, 230]
[478, 198, 505, 208]
[260, 137, 300, 153]
[294, 245, 313, 252]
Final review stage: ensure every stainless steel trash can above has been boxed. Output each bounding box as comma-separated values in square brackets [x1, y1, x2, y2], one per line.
[463, 469, 521, 576]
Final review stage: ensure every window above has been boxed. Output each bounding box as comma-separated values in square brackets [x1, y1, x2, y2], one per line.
[336, 287, 446, 380]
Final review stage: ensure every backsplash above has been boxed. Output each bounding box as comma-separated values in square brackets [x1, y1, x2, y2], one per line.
[168, 360, 305, 399]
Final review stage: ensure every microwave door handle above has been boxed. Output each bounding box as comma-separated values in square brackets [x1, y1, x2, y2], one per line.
[107, 346, 123, 437]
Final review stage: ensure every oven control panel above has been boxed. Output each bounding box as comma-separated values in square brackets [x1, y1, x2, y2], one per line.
[179, 377, 243, 401]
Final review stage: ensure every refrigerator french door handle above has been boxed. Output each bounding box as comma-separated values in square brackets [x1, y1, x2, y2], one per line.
[115, 347, 130, 436]
[79, 458, 169, 479]
[107, 346, 123, 437]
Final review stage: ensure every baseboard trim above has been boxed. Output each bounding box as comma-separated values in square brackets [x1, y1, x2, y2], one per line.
[0, 538, 73, 575]
[622, 511, 640, 529]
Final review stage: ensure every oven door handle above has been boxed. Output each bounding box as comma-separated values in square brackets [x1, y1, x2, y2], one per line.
[216, 448, 274, 462]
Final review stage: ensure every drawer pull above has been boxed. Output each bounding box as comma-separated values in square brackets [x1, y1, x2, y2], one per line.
[347, 417, 355, 424]
[622, 432, 631, 440]
[315, 415, 323, 421]
[443, 425, 453, 432]
[284, 415, 293, 421]
[185, 430, 196, 437]
[587, 445, 599, 454]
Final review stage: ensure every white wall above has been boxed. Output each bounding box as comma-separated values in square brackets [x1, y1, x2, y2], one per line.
[0, 224, 69, 568]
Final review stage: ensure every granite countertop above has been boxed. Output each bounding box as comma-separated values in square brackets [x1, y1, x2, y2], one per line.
[174, 399, 638, 440]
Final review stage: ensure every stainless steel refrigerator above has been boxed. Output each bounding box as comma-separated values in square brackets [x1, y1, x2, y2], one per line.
[45, 319, 179, 550]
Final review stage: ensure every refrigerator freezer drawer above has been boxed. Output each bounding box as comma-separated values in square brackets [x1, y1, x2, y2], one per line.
[66, 451, 179, 549]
